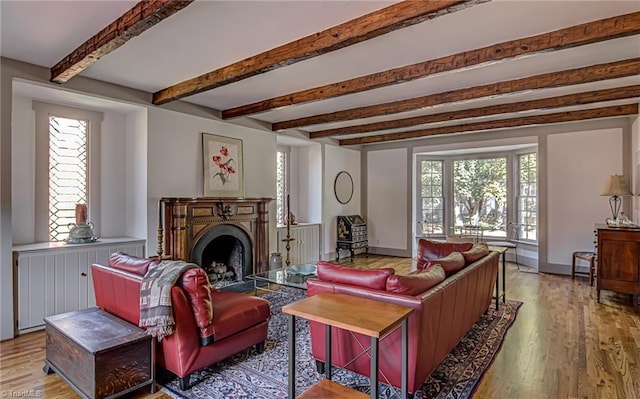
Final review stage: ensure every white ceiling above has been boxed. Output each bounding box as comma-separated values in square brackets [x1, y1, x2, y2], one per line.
[2, 0, 639, 145]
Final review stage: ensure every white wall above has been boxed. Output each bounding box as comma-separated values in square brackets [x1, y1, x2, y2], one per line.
[99, 111, 127, 238]
[1, 71, 14, 340]
[11, 98, 131, 242]
[632, 114, 640, 224]
[323, 144, 361, 257]
[146, 107, 278, 255]
[125, 109, 148, 241]
[293, 144, 322, 224]
[545, 129, 622, 265]
[11, 95, 35, 244]
[367, 148, 407, 251]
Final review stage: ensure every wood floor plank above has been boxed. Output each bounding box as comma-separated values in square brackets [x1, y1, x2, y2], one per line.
[0, 255, 638, 398]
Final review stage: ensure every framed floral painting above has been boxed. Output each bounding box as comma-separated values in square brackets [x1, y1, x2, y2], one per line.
[202, 133, 244, 197]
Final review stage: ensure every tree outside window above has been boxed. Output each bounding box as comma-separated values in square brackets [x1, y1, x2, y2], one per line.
[453, 158, 507, 237]
[518, 152, 537, 241]
[419, 160, 444, 235]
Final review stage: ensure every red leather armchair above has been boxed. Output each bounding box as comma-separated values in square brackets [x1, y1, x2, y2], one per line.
[307, 244, 498, 396]
[91, 252, 270, 390]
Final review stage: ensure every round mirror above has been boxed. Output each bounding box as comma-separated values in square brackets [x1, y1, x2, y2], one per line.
[334, 171, 354, 204]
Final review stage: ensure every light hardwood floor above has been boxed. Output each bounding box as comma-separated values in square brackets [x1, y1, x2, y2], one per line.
[1, 255, 638, 398]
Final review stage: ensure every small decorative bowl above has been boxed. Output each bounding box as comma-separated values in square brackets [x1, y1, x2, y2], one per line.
[286, 264, 317, 276]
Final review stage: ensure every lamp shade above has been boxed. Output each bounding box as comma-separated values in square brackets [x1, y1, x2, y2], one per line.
[601, 174, 633, 196]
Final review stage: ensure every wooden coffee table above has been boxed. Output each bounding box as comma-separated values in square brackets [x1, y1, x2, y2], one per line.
[282, 292, 414, 399]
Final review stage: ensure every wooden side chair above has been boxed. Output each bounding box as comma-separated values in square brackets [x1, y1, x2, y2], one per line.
[572, 251, 596, 286]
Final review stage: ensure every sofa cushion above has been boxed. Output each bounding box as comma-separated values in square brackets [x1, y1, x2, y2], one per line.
[209, 291, 271, 342]
[461, 243, 490, 265]
[108, 252, 161, 276]
[317, 261, 395, 290]
[426, 251, 465, 277]
[178, 268, 215, 343]
[386, 265, 446, 295]
[417, 239, 473, 270]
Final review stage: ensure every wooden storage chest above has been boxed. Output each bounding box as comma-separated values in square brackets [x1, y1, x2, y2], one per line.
[43, 307, 154, 399]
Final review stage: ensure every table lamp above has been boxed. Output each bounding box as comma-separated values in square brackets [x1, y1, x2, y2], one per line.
[601, 174, 633, 225]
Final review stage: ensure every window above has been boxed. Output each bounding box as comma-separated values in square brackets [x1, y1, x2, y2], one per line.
[33, 102, 102, 242]
[276, 149, 287, 226]
[517, 152, 537, 241]
[453, 157, 507, 237]
[419, 160, 444, 235]
[416, 148, 537, 242]
[48, 116, 88, 241]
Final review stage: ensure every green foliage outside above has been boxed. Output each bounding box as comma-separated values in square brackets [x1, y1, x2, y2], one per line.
[453, 158, 507, 231]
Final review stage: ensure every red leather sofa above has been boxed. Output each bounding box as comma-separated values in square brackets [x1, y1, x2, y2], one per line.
[91, 252, 270, 390]
[307, 240, 498, 396]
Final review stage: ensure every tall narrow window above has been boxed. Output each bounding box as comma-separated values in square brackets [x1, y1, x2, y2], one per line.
[419, 160, 444, 235]
[453, 158, 507, 237]
[33, 101, 102, 243]
[518, 152, 537, 240]
[276, 150, 287, 226]
[49, 116, 88, 241]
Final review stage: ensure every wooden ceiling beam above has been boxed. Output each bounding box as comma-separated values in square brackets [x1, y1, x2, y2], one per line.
[224, 11, 640, 120]
[151, 0, 485, 105]
[50, 0, 194, 84]
[309, 85, 640, 138]
[339, 104, 639, 145]
[274, 58, 640, 130]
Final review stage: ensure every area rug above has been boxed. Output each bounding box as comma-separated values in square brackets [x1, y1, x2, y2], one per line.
[162, 289, 522, 399]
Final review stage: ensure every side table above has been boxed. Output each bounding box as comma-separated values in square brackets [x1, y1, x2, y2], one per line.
[282, 292, 413, 398]
[43, 307, 155, 399]
[488, 245, 508, 310]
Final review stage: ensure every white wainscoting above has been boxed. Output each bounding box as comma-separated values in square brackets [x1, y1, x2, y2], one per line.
[276, 223, 321, 265]
[12, 237, 145, 334]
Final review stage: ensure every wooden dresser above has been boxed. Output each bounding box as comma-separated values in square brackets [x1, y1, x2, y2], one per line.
[595, 224, 640, 306]
[336, 215, 369, 261]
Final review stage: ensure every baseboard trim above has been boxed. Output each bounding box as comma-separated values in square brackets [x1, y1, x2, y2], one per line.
[368, 246, 412, 258]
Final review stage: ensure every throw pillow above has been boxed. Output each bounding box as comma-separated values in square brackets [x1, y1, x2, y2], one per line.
[386, 265, 446, 295]
[316, 261, 395, 290]
[461, 243, 490, 265]
[416, 239, 473, 270]
[425, 251, 465, 277]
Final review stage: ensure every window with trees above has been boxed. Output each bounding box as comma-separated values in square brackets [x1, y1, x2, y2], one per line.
[518, 152, 537, 241]
[419, 160, 444, 235]
[417, 149, 537, 242]
[453, 157, 507, 237]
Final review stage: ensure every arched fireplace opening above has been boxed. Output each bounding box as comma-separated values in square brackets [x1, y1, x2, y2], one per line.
[190, 224, 253, 290]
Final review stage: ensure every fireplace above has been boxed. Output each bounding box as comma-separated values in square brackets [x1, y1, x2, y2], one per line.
[161, 197, 271, 290]
[191, 224, 253, 289]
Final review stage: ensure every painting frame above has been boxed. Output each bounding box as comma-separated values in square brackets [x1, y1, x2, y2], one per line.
[202, 133, 244, 198]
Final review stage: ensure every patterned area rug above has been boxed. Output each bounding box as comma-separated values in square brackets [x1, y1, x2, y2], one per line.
[162, 288, 522, 399]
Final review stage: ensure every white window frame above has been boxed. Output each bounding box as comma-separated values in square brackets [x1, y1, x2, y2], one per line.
[415, 158, 445, 235]
[33, 101, 103, 242]
[416, 147, 537, 243]
[515, 150, 538, 242]
[276, 146, 290, 227]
